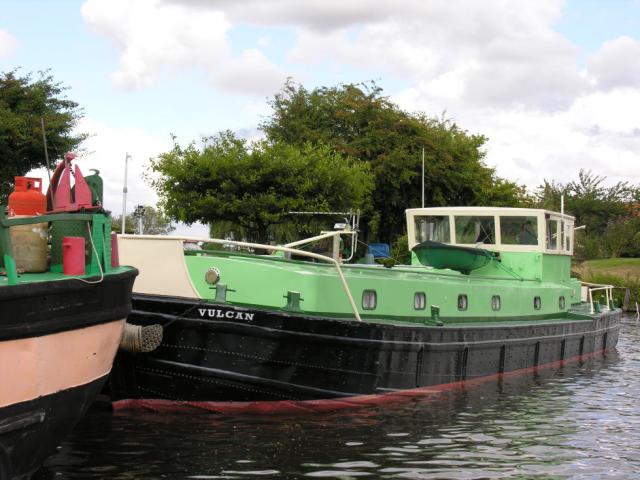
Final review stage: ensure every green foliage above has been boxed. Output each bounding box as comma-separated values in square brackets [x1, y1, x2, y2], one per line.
[533, 170, 640, 260]
[578, 269, 640, 307]
[389, 233, 411, 265]
[112, 215, 135, 234]
[0, 70, 85, 203]
[112, 206, 175, 235]
[262, 80, 525, 241]
[149, 131, 374, 243]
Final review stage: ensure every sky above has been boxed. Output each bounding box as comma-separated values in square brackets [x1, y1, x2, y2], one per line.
[1, 0, 639, 235]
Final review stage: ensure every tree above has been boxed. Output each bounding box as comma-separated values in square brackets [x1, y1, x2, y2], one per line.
[149, 131, 374, 244]
[532, 170, 640, 259]
[112, 206, 175, 235]
[112, 214, 136, 234]
[602, 217, 640, 258]
[261, 80, 524, 242]
[0, 70, 85, 203]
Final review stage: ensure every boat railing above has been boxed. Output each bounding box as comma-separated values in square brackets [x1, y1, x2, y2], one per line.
[582, 281, 615, 314]
[0, 209, 110, 286]
[160, 235, 363, 322]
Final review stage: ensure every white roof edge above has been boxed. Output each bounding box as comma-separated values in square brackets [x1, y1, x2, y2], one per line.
[405, 206, 575, 221]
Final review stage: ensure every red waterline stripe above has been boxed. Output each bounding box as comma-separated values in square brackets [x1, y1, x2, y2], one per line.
[112, 348, 608, 414]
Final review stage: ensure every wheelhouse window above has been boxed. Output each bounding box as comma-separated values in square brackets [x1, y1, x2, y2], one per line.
[546, 217, 560, 250]
[564, 222, 572, 251]
[500, 216, 538, 245]
[415, 215, 450, 244]
[455, 216, 495, 244]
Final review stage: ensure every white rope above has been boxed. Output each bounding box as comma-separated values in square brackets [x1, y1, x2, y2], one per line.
[74, 222, 104, 284]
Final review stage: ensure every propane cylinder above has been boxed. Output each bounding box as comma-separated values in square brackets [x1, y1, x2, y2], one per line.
[8, 177, 47, 215]
[10, 217, 48, 273]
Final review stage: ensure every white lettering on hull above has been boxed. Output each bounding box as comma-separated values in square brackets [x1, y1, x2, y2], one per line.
[197, 307, 255, 321]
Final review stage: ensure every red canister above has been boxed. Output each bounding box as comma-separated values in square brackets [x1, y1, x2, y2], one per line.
[8, 177, 47, 215]
[111, 233, 120, 268]
[62, 236, 86, 275]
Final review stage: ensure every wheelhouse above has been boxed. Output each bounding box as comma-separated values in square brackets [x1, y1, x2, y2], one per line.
[406, 207, 575, 255]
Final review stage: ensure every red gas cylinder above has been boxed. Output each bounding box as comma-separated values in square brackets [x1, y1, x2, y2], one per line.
[8, 177, 47, 215]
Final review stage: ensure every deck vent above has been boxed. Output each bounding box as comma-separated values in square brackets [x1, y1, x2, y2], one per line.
[491, 295, 501, 311]
[457, 294, 468, 311]
[362, 290, 377, 310]
[534, 296, 542, 310]
[559, 296, 566, 309]
[414, 292, 426, 310]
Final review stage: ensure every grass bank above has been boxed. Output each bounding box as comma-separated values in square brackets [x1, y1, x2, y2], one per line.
[574, 258, 640, 309]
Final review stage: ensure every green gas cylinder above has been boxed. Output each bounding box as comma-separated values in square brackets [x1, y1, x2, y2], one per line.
[84, 169, 103, 206]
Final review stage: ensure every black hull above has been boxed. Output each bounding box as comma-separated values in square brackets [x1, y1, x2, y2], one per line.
[0, 376, 107, 480]
[0, 270, 137, 342]
[0, 269, 137, 480]
[110, 294, 621, 408]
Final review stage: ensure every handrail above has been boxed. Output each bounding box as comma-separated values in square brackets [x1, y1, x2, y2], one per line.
[284, 231, 340, 249]
[584, 282, 615, 314]
[0, 209, 102, 286]
[0, 212, 96, 228]
[122, 234, 363, 322]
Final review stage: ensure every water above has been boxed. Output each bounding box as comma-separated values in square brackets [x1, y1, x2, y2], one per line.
[35, 315, 640, 479]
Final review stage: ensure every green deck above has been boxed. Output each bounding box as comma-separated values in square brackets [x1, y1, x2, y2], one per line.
[183, 248, 586, 325]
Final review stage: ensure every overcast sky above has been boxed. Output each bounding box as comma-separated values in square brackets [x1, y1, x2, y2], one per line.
[1, 0, 639, 234]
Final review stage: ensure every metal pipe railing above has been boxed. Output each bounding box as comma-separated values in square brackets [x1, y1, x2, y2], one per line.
[584, 283, 614, 314]
[0, 210, 99, 286]
[284, 231, 341, 249]
[125, 235, 363, 322]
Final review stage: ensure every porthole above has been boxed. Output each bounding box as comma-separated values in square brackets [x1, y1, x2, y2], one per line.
[458, 294, 468, 311]
[559, 296, 566, 309]
[414, 292, 426, 310]
[362, 290, 377, 310]
[491, 295, 501, 311]
[534, 296, 542, 310]
[204, 267, 220, 285]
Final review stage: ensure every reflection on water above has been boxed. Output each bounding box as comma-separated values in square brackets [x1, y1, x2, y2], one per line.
[35, 317, 640, 479]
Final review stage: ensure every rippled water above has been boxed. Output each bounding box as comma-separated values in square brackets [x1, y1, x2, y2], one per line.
[35, 315, 640, 479]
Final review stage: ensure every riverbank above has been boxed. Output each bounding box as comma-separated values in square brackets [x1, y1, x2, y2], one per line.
[575, 258, 640, 309]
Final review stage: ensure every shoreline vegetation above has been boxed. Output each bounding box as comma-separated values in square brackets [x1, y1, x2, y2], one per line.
[575, 258, 640, 310]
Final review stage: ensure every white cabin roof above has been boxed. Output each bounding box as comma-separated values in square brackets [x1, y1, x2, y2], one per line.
[405, 206, 575, 222]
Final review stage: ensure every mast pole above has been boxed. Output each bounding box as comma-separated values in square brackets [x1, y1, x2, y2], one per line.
[121, 153, 131, 233]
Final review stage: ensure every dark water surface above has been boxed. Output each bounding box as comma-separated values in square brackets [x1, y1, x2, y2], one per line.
[35, 316, 640, 479]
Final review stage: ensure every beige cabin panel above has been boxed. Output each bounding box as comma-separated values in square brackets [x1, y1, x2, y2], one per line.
[118, 236, 199, 298]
